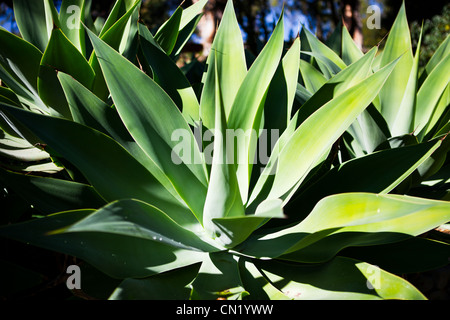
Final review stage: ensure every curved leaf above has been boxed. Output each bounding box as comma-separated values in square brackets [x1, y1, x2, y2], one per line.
[299, 59, 327, 93]
[268, 58, 398, 202]
[0, 103, 199, 228]
[0, 167, 106, 214]
[191, 252, 248, 300]
[378, 2, 414, 132]
[0, 130, 49, 162]
[87, 27, 208, 222]
[59, 0, 87, 56]
[0, 209, 206, 279]
[419, 34, 450, 85]
[227, 11, 285, 204]
[89, 0, 141, 100]
[342, 237, 450, 275]
[300, 26, 346, 78]
[154, 6, 182, 55]
[0, 27, 49, 113]
[138, 23, 200, 123]
[286, 140, 442, 222]
[0, 27, 42, 92]
[415, 54, 450, 138]
[171, 0, 208, 57]
[254, 257, 426, 300]
[13, 0, 53, 52]
[38, 28, 95, 119]
[238, 193, 450, 263]
[58, 72, 184, 204]
[341, 25, 363, 65]
[203, 53, 245, 240]
[109, 263, 201, 300]
[200, 0, 247, 128]
[58, 199, 220, 252]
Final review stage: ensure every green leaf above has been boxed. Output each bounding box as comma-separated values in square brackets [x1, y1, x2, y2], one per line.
[59, 0, 87, 56]
[238, 193, 450, 264]
[202, 52, 245, 240]
[227, 11, 285, 204]
[300, 26, 346, 77]
[253, 38, 301, 189]
[0, 160, 61, 174]
[109, 263, 201, 300]
[0, 131, 48, 162]
[0, 27, 49, 113]
[58, 72, 115, 134]
[0, 27, 42, 92]
[265, 37, 301, 132]
[429, 84, 450, 135]
[191, 252, 249, 300]
[0, 104, 198, 228]
[96, 0, 141, 53]
[341, 25, 363, 65]
[89, 0, 141, 100]
[286, 140, 442, 222]
[254, 256, 426, 300]
[299, 59, 327, 93]
[415, 54, 450, 139]
[212, 214, 280, 249]
[200, 0, 247, 129]
[154, 6, 182, 55]
[87, 28, 208, 222]
[171, 0, 208, 57]
[419, 34, 450, 85]
[0, 87, 21, 109]
[342, 237, 450, 275]
[378, 2, 414, 132]
[300, 50, 342, 79]
[267, 57, 398, 202]
[237, 257, 290, 300]
[179, 0, 207, 31]
[138, 23, 200, 123]
[390, 27, 422, 136]
[247, 114, 299, 209]
[98, 0, 136, 37]
[58, 72, 184, 204]
[115, 0, 141, 62]
[57, 199, 220, 253]
[13, 0, 54, 52]
[415, 133, 450, 183]
[210, 182, 285, 249]
[0, 209, 206, 279]
[346, 103, 392, 157]
[296, 47, 378, 128]
[294, 83, 313, 107]
[38, 28, 96, 120]
[0, 168, 106, 214]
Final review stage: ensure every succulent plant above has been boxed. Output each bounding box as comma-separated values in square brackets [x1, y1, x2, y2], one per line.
[0, 0, 449, 300]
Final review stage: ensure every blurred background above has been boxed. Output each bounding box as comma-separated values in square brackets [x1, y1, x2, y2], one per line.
[1, 0, 449, 66]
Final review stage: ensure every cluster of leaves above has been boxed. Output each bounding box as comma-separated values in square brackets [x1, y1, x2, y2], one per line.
[0, 0, 449, 300]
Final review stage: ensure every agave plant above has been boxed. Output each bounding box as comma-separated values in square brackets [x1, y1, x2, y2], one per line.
[0, 0, 449, 300]
[295, 2, 450, 201]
